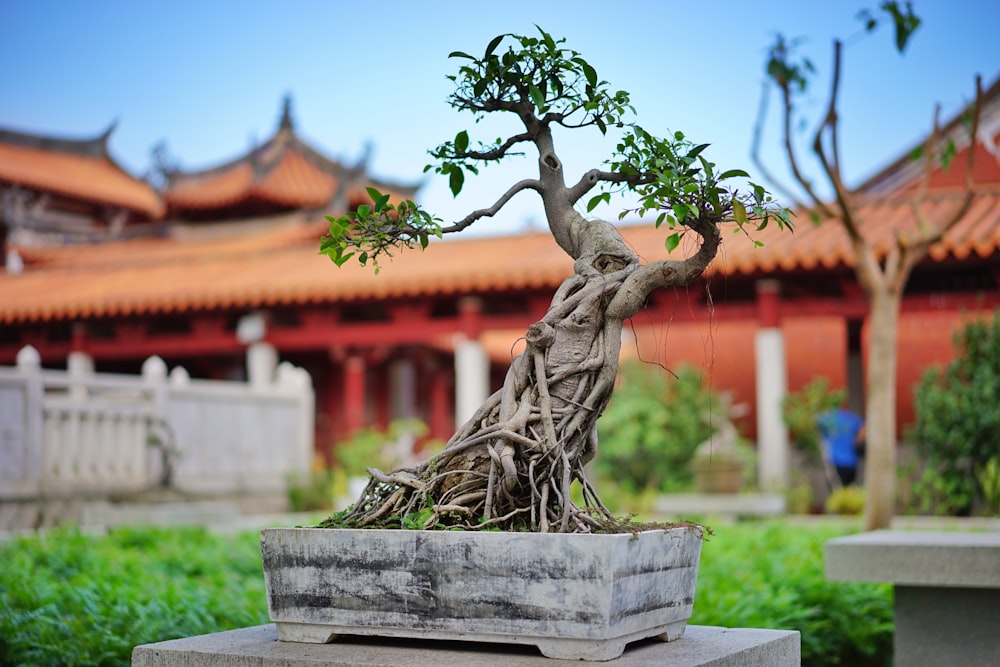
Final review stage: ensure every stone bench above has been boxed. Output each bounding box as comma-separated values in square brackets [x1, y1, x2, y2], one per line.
[132, 624, 800, 666]
[825, 530, 1000, 667]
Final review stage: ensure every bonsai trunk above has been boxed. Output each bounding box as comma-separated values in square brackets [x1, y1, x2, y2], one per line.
[333, 215, 720, 532]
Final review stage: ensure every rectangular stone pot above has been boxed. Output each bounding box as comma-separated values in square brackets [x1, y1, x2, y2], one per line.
[260, 526, 703, 661]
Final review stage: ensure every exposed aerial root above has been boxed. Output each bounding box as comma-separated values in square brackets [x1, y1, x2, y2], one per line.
[328, 250, 637, 533]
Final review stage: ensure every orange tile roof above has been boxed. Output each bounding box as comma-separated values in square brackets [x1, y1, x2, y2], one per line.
[163, 98, 416, 216]
[249, 150, 336, 208]
[161, 162, 255, 210]
[2, 185, 999, 325]
[0, 136, 164, 219]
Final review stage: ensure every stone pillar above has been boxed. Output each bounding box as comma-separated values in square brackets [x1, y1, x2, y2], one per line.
[454, 336, 489, 429]
[389, 357, 418, 424]
[754, 279, 790, 490]
[247, 342, 278, 389]
[454, 298, 489, 429]
[237, 312, 276, 388]
[343, 355, 367, 435]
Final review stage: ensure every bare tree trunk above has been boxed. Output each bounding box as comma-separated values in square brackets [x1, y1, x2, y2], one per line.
[863, 287, 900, 530]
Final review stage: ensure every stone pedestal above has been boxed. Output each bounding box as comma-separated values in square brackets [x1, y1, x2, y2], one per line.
[132, 624, 801, 666]
[825, 530, 1000, 667]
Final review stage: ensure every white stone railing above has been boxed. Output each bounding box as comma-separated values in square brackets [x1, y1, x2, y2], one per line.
[0, 345, 313, 502]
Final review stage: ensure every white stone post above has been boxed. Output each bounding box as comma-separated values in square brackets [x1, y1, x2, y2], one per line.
[143, 355, 169, 488]
[754, 280, 790, 490]
[237, 312, 277, 388]
[247, 342, 278, 389]
[67, 350, 94, 402]
[14, 345, 44, 496]
[454, 335, 489, 428]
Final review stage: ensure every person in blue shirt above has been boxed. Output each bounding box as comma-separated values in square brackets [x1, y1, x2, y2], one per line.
[816, 408, 865, 486]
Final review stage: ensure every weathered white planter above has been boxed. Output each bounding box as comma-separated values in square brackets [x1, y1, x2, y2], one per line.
[260, 526, 703, 661]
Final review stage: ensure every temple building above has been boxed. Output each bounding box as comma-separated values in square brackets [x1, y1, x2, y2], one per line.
[0, 124, 163, 262]
[1, 82, 999, 472]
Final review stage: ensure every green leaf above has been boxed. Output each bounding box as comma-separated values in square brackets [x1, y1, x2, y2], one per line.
[449, 166, 464, 197]
[484, 33, 505, 59]
[882, 1, 922, 53]
[454, 130, 469, 153]
[473, 76, 488, 98]
[332, 251, 355, 267]
[733, 200, 749, 226]
[529, 84, 545, 112]
[586, 192, 609, 212]
[719, 169, 750, 180]
[448, 51, 476, 60]
[672, 203, 690, 223]
[665, 232, 680, 253]
[940, 139, 957, 170]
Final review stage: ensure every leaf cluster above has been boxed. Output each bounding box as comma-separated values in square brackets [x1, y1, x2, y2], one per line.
[320, 187, 442, 272]
[599, 126, 792, 252]
[427, 26, 635, 198]
[446, 26, 633, 133]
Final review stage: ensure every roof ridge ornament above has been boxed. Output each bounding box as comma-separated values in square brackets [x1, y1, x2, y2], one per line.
[278, 94, 294, 131]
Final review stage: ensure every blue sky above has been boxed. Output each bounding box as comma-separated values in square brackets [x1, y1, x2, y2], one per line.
[1, 1, 997, 235]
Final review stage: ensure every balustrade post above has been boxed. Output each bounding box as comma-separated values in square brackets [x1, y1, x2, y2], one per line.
[143, 355, 169, 489]
[14, 346, 44, 496]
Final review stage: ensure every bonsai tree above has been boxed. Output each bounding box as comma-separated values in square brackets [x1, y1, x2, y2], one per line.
[754, 4, 983, 529]
[320, 28, 789, 532]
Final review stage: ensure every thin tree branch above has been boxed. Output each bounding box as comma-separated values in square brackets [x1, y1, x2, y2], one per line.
[777, 65, 834, 216]
[439, 179, 543, 235]
[813, 40, 863, 242]
[895, 74, 984, 288]
[750, 79, 807, 209]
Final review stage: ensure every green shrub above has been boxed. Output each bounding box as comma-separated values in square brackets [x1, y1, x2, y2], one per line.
[825, 485, 865, 515]
[692, 521, 893, 666]
[595, 361, 722, 494]
[976, 458, 1000, 516]
[0, 526, 269, 666]
[909, 311, 1000, 515]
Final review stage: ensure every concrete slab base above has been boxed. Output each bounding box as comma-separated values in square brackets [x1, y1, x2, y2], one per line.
[132, 623, 801, 666]
[826, 530, 1000, 667]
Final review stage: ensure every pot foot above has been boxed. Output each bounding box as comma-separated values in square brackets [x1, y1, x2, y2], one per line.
[535, 638, 628, 661]
[657, 620, 688, 642]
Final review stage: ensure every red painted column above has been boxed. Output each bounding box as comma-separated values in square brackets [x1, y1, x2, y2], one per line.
[343, 355, 367, 435]
[756, 279, 781, 328]
[428, 362, 452, 441]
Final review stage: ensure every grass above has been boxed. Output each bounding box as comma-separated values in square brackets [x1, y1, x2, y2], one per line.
[0, 526, 268, 666]
[691, 520, 893, 666]
[0, 519, 892, 666]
